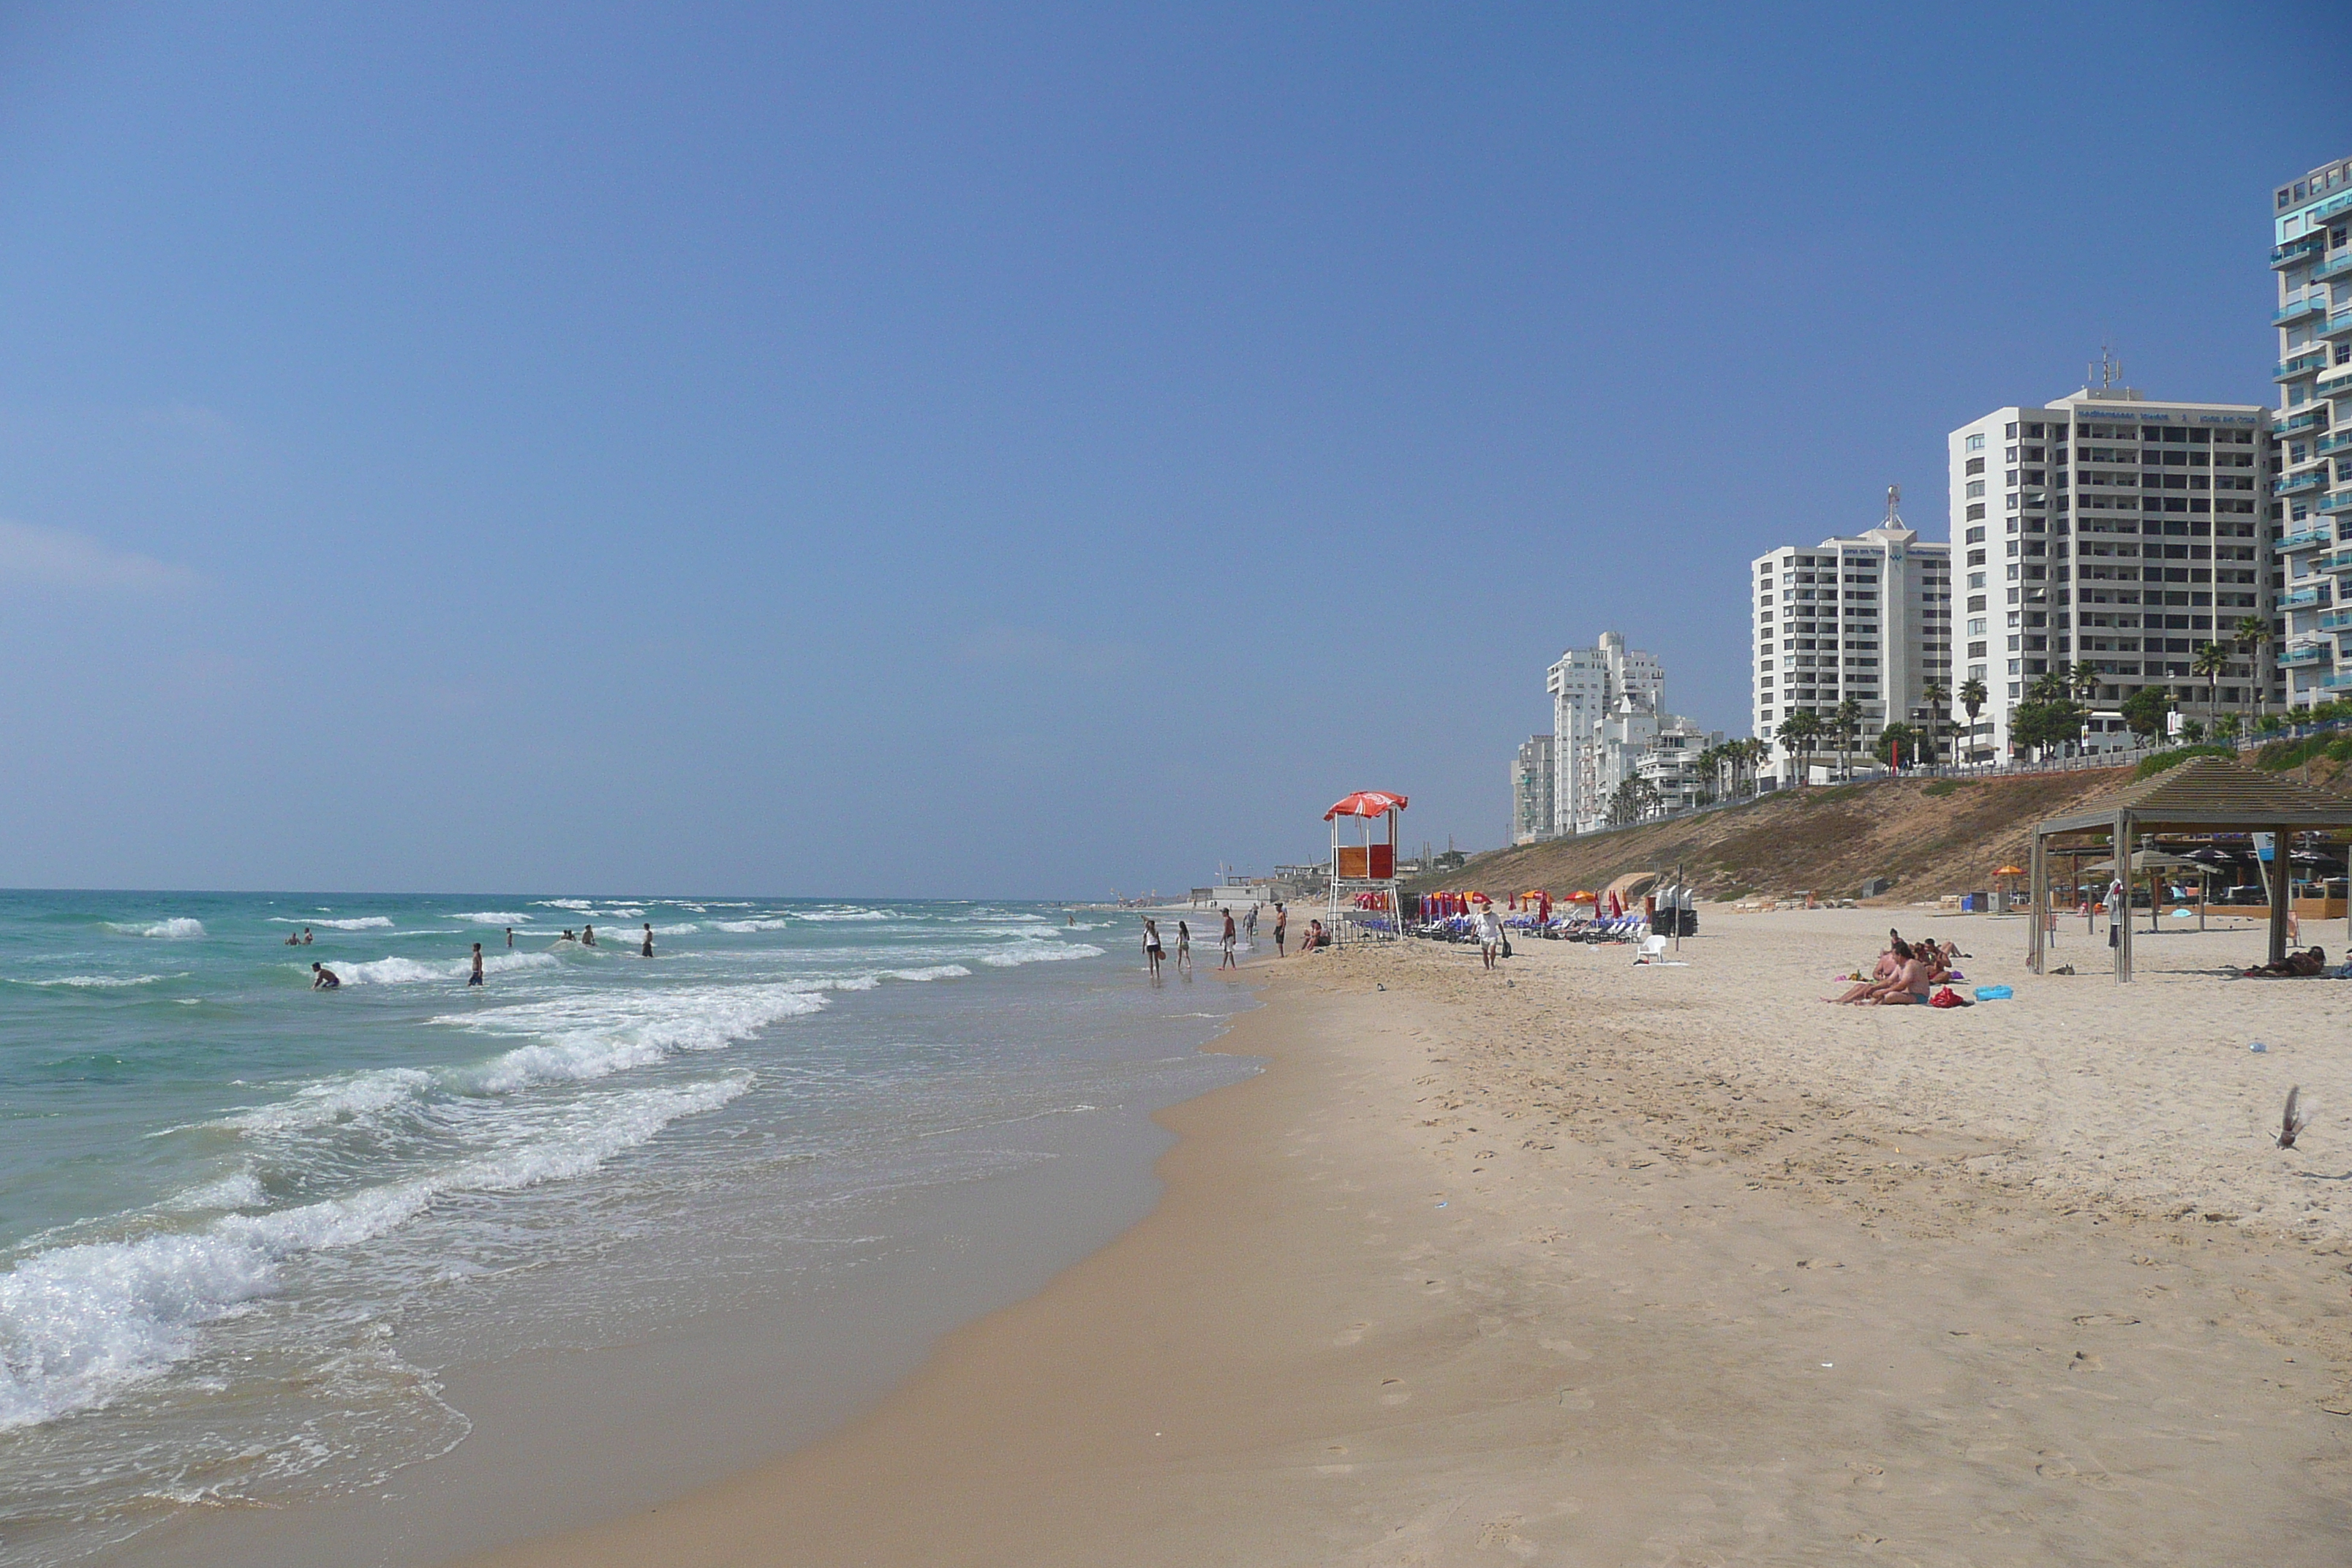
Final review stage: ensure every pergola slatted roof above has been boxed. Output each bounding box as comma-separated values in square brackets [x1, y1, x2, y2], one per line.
[2036, 755, 2352, 837]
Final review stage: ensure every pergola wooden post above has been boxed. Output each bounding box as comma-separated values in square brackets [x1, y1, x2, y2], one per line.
[2028, 757, 2352, 984]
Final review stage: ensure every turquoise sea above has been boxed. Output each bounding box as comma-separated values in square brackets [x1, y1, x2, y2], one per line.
[0, 892, 1248, 1565]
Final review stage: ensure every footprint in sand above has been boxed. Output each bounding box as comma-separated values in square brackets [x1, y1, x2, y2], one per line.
[1557, 1388, 1594, 1411]
[1379, 1378, 1412, 1406]
[1333, 1322, 1371, 1347]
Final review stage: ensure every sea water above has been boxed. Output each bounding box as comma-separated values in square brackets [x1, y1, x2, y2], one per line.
[0, 893, 1250, 1565]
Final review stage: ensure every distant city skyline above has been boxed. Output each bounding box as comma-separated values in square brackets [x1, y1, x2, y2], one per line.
[0, 4, 2342, 892]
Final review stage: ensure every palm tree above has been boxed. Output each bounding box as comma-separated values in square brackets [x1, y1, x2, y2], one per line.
[2070, 661, 2100, 755]
[1832, 696, 1863, 779]
[1777, 710, 1820, 787]
[1921, 679, 1949, 769]
[1959, 676, 1987, 764]
[2193, 641, 2228, 736]
[2236, 614, 2272, 731]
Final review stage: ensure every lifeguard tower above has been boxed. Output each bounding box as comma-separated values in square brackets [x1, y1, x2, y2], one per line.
[1323, 790, 1409, 943]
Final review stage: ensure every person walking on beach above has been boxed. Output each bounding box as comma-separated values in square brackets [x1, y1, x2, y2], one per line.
[1244, 905, 1257, 945]
[1220, 908, 1237, 970]
[1274, 903, 1287, 957]
[1142, 917, 1164, 979]
[2104, 878, 2124, 949]
[311, 962, 340, 990]
[1476, 903, 1504, 970]
[1175, 919, 1193, 974]
[468, 943, 485, 987]
[641, 923, 655, 957]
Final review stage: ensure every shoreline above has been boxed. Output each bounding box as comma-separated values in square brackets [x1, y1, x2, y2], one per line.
[453, 911, 2352, 1565]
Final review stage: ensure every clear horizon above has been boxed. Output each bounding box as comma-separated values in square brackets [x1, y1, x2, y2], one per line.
[0, 1, 2343, 896]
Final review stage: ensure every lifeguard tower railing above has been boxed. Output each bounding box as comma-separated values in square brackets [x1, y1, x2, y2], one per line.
[1324, 791, 1408, 944]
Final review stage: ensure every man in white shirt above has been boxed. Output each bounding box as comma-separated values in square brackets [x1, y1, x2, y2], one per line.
[1477, 905, 1504, 970]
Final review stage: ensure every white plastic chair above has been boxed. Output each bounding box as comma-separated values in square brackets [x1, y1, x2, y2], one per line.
[1636, 934, 1667, 962]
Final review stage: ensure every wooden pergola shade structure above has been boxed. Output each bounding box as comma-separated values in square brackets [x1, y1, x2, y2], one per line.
[2027, 755, 2352, 981]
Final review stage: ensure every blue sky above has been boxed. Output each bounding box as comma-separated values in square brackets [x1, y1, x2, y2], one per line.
[0, 1, 2343, 897]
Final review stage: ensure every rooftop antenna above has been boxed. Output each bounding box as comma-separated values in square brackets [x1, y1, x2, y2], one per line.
[1884, 483, 1903, 529]
[2089, 339, 2122, 389]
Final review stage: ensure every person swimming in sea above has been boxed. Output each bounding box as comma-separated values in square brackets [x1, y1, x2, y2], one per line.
[284, 931, 301, 946]
[582, 924, 596, 947]
[311, 962, 340, 989]
[301, 928, 313, 945]
[468, 943, 484, 986]
[641, 923, 654, 957]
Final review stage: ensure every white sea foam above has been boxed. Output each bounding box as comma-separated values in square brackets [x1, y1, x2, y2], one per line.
[18, 972, 186, 990]
[535, 899, 595, 911]
[437, 984, 829, 1095]
[160, 1171, 266, 1212]
[105, 919, 206, 940]
[823, 965, 973, 991]
[452, 912, 533, 924]
[978, 941, 1104, 967]
[0, 1077, 745, 1431]
[794, 907, 893, 922]
[268, 916, 393, 930]
[711, 918, 792, 933]
[222, 1068, 436, 1134]
[315, 951, 558, 988]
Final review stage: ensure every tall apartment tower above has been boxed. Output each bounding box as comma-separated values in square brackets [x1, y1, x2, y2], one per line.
[1545, 632, 1663, 835]
[1946, 391, 2272, 759]
[1509, 735, 1555, 844]
[2271, 154, 2352, 709]
[1750, 493, 1951, 785]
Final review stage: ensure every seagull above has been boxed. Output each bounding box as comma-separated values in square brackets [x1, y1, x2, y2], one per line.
[2278, 1085, 2312, 1150]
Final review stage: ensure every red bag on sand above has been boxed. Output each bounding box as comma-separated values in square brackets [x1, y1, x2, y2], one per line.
[1929, 987, 1970, 1009]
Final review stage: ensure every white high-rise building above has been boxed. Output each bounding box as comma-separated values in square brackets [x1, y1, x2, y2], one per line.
[1751, 493, 1951, 784]
[1509, 735, 1555, 844]
[1946, 389, 2273, 758]
[2269, 154, 2352, 711]
[1545, 632, 1663, 835]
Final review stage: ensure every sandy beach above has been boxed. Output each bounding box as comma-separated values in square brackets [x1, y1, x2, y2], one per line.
[423, 905, 2352, 1566]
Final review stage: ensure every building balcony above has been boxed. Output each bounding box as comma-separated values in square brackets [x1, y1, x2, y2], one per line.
[2277, 584, 2329, 609]
[2323, 368, 2352, 399]
[2322, 608, 2352, 631]
[2320, 252, 2352, 283]
[2323, 491, 2352, 515]
[2318, 550, 2352, 574]
[2318, 430, 2352, 456]
[2324, 313, 2352, 340]
[2324, 669, 2352, 690]
[2284, 408, 2332, 434]
[2278, 527, 2333, 552]
[2310, 190, 2352, 227]
[2280, 351, 2333, 380]
[2278, 471, 2327, 496]
[2279, 643, 2331, 668]
[2275, 235, 2329, 268]
[2277, 295, 2332, 324]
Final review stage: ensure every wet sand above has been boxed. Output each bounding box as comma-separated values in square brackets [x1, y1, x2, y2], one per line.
[450, 908, 2352, 1566]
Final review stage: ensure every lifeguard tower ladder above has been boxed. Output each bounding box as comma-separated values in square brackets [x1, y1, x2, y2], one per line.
[1324, 791, 1409, 944]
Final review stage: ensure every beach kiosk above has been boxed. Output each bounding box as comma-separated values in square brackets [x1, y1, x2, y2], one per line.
[2027, 755, 2352, 982]
[1324, 789, 1409, 944]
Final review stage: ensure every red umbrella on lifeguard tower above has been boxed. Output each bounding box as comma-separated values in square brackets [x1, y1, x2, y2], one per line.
[1324, 791, 1409, 944]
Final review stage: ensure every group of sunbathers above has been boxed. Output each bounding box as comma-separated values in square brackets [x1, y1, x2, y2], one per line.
[1826, 929, 1958, 1006]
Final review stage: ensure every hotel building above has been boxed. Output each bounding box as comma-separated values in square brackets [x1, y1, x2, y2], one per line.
[1509, 734, 1555, 844]
[1945, 391, 2272, 758]
[1545, 632, 1663, 835]
[1750, 494, 1952, 784]
[2271, 154, 2352, 710]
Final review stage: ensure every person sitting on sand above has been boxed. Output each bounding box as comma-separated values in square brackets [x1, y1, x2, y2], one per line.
[1830, 940, 1922, 1003]
[2244, 946, 2328, 979]
[1298, 919, 1328, 953]
[311, 962, 340, 990]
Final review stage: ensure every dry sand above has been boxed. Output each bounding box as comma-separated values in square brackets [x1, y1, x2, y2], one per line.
[459, 908, 2352, 1567]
